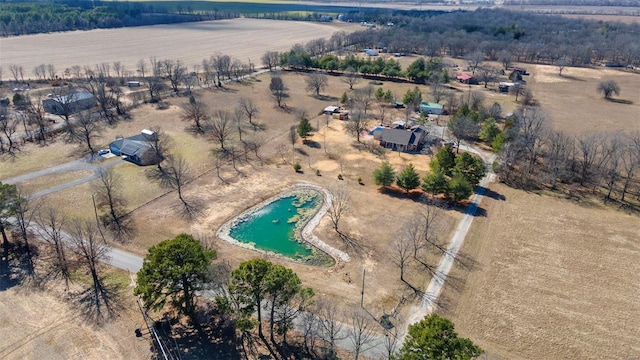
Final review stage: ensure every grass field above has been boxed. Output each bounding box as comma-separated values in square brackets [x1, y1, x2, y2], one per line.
[438, 183, 640, 360]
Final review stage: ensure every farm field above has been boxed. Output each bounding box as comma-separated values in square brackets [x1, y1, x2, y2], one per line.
[0, 18, 359, 77]
[438, 182, 640, 360]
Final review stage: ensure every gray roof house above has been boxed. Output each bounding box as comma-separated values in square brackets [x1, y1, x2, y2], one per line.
[379, 126, 428, 152]
[42, 91, 96, 115]
[109, 129, 161, 166]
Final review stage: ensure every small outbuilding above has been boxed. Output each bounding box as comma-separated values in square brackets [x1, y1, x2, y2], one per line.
[456, 73, 475, 84]
[323, 106, 340, 115]
[43, 91, 96, 115]
[109, 129, 161, 166]
[419, 102, 444, 115]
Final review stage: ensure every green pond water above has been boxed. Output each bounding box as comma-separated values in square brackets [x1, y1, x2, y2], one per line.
[229, 191, 321, 261]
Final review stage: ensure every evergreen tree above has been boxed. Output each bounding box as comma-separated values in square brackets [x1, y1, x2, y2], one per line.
[297, 117, 312, 141]
[396, 163, 421, 193]
[447, 174, 473, 202]
[454, 152, 486, 186]
[479, 118, 500, 143]
[373, 161, 396, 189]
[135, 234, 216, 318]
[422, 170, 449, 196]
[431, 146, 456, 176]
[396, 314, 483, 360]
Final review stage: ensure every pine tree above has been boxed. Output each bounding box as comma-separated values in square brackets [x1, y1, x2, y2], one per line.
[373, 161, 396, 189]
[297, 117, 312, 141]
[396, 163, 421, 194]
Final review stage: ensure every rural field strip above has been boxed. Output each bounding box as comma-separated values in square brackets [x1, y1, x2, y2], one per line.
[406, 144, 497, 328]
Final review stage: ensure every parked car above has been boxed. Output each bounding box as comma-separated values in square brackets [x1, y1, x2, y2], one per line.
[98, 149, 110, 156]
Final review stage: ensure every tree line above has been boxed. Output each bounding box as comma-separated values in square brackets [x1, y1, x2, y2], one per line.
[0, 1, 238, 37]
[340, 8, 640, 68]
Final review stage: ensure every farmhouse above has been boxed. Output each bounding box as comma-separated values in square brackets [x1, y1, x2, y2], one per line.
[378, 126, 428, 152]
[419, 102, 444, 115]
[109, 129, 161, 166]
[42, 91, 96, 115]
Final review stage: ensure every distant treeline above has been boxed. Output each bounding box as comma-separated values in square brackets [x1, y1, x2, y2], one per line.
[0, 1, 239, 37]
[338, 8, 640, 67]
[504, 0, 640, 6]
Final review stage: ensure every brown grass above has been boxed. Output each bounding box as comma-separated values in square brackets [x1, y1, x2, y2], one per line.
[0, 18, 360, 78]
[438, 183, 640, 360]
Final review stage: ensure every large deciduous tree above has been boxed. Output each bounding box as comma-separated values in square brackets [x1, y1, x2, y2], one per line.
[396, 314, 483, 360]
[597, 79, 621, 99]
[305, 72, 329, 96]
[269, 75, 287, 108]
[135, 234, 215, 318]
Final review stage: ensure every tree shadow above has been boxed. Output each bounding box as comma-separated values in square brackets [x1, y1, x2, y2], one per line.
[475, 186, 506, 201]
[303, 140, 322, 149]
[295, 148, 308, 157]
[607, 98, 634, 105]
[0, 242, 39, 291]
[558, 74, 585, 82]
[71, 278, 121, 325]
[313, 94, 339, 102]
[169, 318, 242, 360]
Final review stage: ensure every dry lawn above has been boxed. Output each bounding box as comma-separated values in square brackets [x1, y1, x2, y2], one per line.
[438, 183, 640, 360]
[0, 18, 359, 76]
[0, 277, 148, 360]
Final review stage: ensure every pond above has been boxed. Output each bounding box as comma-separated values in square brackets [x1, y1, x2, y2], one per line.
[225, 188, 335, 266]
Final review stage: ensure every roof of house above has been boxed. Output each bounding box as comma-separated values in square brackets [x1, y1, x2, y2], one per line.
[420, 102, 444, 109]
[380, 128, 413, 146]
[48, 92, 95, 104]
[324, 106, 339, 113]
[110, 131, 157, 157]
[456, 73, 473, 80]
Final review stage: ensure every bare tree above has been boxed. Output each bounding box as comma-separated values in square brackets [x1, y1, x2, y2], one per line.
[577, 133, 606, 186]
[36, 208, 72, 290]
[26, 95, 49, 144]
[315, 298, 345, 358]
[620, 133, 640, 202]
[347, 307, 378, 360]
[163, 155, 196, 217]
[476, 65, 498, 88]
[145, 126, 172, 177]
[345, 109, 370, 143]
[447, 115, 478, 152]
[9, 64, 24, 83]
[380, 321, 400, 360]
[238, 97, 259, 129]
[13, 187, 36, 279]
[554, 55, 571, 76]
[327, 185, 350, 237]
[136, 59, 147, 78]
[544, 131, 574, 189]
[604, 134, 624, 201]
[94, 168, 130, 240]
[162, 59, 186, 93]
[70, 65, 83, 80]
[390, 232, 413, 286]
[212, 54, 231, 85]
[597, 80, 621, 99]
[33, 64, 46, 81]
[49, 87, 79, 135]
[181, 99, 210, 135]
[499, 50, 513, 70]
[261, 51, 280, 71]
[69, 219, 115, 323]
[210, 109, 233, 151]
[305, 72, 329, 97]
[46, 64, 56, 80]
[112, 61, 124, 79]
[0, 112, 19, 154]
[146, 76, 164, 103]
[87, 75, 115, 124]
[466, 51, 484, 75]
[342, 66, 360, 90]
[430, 75, 447, 103]
[351, 84, 375, 115]
[270, 74, 287, 108]
[71, 110, 102, 156]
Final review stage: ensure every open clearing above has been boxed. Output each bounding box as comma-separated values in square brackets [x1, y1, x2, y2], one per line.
[0, 18, 358, 75]
[438, 183, 640, 359]
[0, 275, 148, 360]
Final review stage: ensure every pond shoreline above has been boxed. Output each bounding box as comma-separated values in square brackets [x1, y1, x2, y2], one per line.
[216, 183, 350, 266]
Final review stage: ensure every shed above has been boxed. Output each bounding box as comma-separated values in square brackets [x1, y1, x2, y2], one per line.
[109, 129, 161, 166]
[456, 73, 474, 84]
[323, 106, 340, 114]
[42, 92, 96, 115]
[419, 102, 444, 115]
[499, 82, 515, 93]
[127, 81, 141, 88]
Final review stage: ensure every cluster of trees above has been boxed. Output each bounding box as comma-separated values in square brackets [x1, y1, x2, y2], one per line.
[0, 1, 238, 36]
[495, 106, 640, 204]
[373, 151, 486, 202]
[0, 181, 118, 323]
[341, 8, 640, 68]
[134, 233, 484, 359]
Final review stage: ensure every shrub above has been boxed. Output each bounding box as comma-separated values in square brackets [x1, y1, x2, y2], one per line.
[293, 162, 302, 172]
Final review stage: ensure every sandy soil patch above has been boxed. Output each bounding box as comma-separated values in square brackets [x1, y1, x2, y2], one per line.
[0, 18, 359, 76]
[438, 183, 640, 360]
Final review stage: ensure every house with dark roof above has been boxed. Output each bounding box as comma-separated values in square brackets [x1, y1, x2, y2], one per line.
[109, 129, 161, 166]
[42, 91, 96, 115]
[378, 126, 428, 152]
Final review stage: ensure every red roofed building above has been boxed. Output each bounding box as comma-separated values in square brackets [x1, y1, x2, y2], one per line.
[456, 73, 475, 84]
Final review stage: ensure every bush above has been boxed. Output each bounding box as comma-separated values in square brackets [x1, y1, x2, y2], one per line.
[316, 169, 321, 176]
[338, 174, 343, 180]
[358, 176, 364, 185]
[293, 162, 302, 172]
